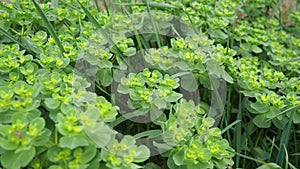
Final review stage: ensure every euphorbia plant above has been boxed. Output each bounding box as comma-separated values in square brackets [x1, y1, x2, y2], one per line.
[0, 0, 300, 169]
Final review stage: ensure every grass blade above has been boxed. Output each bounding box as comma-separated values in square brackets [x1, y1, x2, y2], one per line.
[112, 2, 177, 9]
[31, 0, 64, 55]
[0, 27, 33, 54]
[144, 0, 162, 48]
[266, 104, 300, 122]
[276, 110, 295, 167]
[268, 136, 276, 162]
[94, 0, 101, 12]
[234, 94, 243, 168]
[221, 120, 241, 134]
[102, 0, 111, 16]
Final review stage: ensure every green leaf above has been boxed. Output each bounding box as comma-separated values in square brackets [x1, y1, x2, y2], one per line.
[265, 106, 281, 119]
[46, 146, 62, 163]
[0, 137, 18, 150]
[48, 165, 64, 169]
[253, 114, 271, 128]
[81, 146, 98, 163]
[253, 147, 269, 160]
[113, 69, 126, 83]
[293, 110, 300, 123]
[1, 147, 36, 169]
[143, 162, 161, 169]
[150, 105, 162, 119]
[180, 74, 198, 92]
[96, 68, 112, 87]
[33, 129, 51, 146]
[44, 98, 60, 109]
[240, 43, 251, 51]
[60, 103, 74, 114]
[250, 102, 269, 114]
[31, 117, 45, 130]
[198, 74, 212, 89]
[134, 145, 151, 162]
[164, 92, 182, 102]
[84, 121, 115, 148]
[208, 29, 228, 39]
[251, 45, 263, 53]
[256, 163, 281, 169]
[123, 47, 136, 57]
[153, 141, 172, 154]
[172, 148, 185, 165]
[153, 97, 167, 109]
[59, 136, 89, 149]
[221, 70, 234, 83]
[205, 59, 233, 83]
[98, 60, 113, 69]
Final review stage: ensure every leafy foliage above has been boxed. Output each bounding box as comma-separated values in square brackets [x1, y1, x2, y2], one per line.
[0, 0, 299, 169]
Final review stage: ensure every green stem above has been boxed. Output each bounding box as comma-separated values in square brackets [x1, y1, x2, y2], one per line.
[133, 129, 162, 139]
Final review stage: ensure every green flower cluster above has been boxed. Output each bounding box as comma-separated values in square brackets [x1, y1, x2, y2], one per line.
[159, 99, 234, 169]
[101, 135, 150, 169]
[0, 113, 50, 169]
[0, 113, 49, 151]
[46, 145, 98, 169]
[118, 68, 182, 112]
[224, 50, 300, 128]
